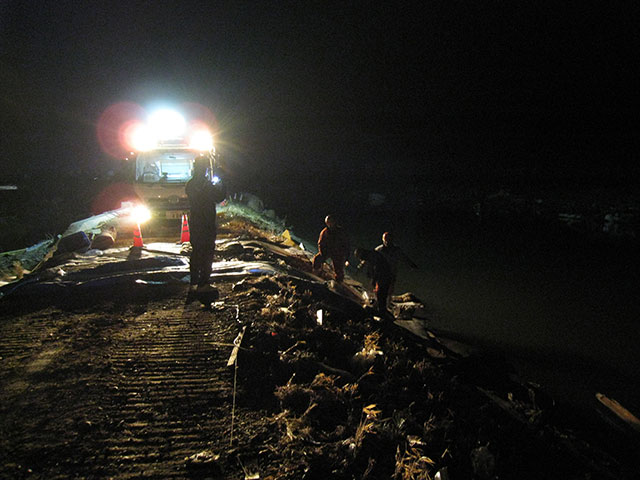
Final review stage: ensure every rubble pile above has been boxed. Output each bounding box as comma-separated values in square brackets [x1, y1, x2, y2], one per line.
[226, 273, 637, 479]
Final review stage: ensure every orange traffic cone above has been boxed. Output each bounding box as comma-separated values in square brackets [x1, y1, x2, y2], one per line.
[180, 214, 190, 243]
[133, 222, 144, 247]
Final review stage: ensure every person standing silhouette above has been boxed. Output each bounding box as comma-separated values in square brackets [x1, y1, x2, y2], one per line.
[355, 247, 393, 317]
[374, 231, 418, 308]
[185, 155, 225, 294]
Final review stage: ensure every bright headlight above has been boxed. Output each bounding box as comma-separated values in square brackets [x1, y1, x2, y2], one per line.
[189, 129, 214, 151]
[131, 205, 152, 224]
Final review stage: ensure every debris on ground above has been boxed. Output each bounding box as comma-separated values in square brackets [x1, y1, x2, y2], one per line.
[1, 206, 639, 479]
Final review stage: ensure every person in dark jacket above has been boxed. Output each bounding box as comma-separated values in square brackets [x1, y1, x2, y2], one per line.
[355, 247, 394, 317]
[312, 215, 350, 282]
[185, 155, 226, 293]
[374, 231, 418, 309]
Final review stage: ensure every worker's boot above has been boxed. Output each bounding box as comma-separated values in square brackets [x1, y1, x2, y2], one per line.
[185, 285, 199, 304]
[196, 284, 220, 304]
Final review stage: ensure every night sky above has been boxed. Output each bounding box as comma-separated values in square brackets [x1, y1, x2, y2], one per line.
[1, 1, 639, 211]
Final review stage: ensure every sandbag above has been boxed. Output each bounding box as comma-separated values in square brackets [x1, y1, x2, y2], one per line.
[57, 231, 90, 254]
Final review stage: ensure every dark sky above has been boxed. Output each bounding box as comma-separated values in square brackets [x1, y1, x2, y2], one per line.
[1, 1, 639, 206]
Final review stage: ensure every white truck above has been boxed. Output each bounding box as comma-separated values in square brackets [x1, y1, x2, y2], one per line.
[132, 143, 217, 221]
[124, 108, 219, 222]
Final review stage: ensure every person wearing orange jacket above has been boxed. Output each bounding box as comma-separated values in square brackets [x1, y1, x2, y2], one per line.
[312, 215, 350, 282]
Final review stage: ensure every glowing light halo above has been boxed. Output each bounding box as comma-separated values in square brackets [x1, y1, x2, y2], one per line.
[189, 129, 214, 151]
[96, 102, 146, 158]
[125, 122, 157, 152]
[182, 102, 217, 132]
[148, 108, 186, 140]
[131, 204, 152, 224]
[98, 102, 220, 156]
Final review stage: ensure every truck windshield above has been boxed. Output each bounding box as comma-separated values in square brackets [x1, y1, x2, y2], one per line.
[135, 149, 196, 184]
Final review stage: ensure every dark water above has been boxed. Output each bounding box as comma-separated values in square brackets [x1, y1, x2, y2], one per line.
[291, 207, 640, 415]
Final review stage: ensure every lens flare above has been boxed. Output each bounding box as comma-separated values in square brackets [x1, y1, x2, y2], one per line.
[125, 123, 157, 151]
[131, 205, 152, 224]
[182, 102, 217, 131]
[148, 109, 186, 140]
[189, 129, 214, 151]
[96, 102, 145, 158]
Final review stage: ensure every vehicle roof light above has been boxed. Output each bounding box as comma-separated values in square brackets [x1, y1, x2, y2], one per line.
[189, 129, 214, 151]
[148, 109, 186, 140]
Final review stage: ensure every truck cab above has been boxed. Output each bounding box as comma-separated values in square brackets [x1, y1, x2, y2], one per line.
[122, 108, 218, 222]
[132, 143, 215, 221]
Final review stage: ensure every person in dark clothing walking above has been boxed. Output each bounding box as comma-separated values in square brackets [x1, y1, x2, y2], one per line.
[312, 215, 350, 283]
[185, 155, 226, 294]
[374, 231, 418, 309]
[355, 247, 394, 317]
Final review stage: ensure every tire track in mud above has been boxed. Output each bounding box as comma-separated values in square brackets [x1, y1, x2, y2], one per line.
[0, 289, 248, 479]
[95, 297, 240, 478]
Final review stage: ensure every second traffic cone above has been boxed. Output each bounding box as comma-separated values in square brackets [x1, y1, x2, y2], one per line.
[180, 213, 190, 243]
[133, 222, 144, 247]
